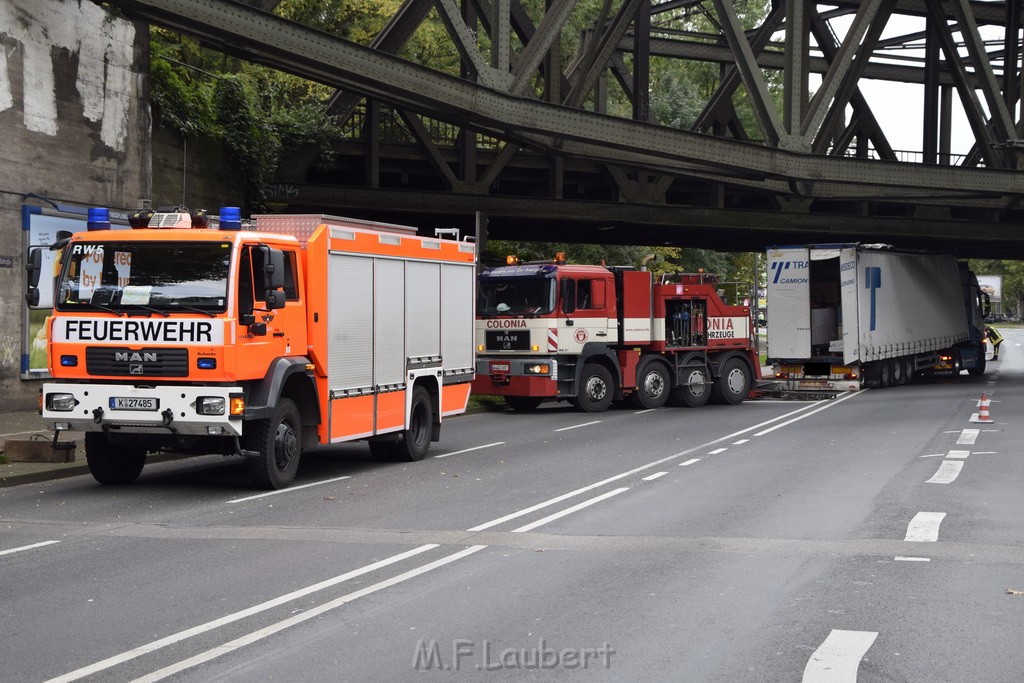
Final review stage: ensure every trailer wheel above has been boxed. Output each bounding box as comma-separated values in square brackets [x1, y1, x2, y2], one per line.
[84, 433, 146, 485]
[892, 358, 905, 385]
[631, 361, 670, 409]
[391, 386, 433, 461]
[576, 364, 614, 413]
[670, 366, 711, 408]
[245, 398, 302, 490]
[903, 357, 916, 383]
[878, 360, 892, 388]
[710, 358, 751, 405]
[505, 396, 544, 412]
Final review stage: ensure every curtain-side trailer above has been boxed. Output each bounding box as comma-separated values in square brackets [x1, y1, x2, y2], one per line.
[765, 245, 988, 392]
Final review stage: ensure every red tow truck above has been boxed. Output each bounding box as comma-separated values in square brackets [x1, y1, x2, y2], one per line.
[473, 258, 761, 412]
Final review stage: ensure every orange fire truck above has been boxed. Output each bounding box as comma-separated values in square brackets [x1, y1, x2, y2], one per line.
[473, 259, 760, 412]
[29, 208, 476, 489]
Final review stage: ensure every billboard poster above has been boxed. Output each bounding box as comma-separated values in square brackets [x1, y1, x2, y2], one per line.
[22, 205, 127, 378]
[977, 275, 1002, 304]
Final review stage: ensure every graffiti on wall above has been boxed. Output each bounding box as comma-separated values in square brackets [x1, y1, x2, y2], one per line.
[0, 0, 136, 151]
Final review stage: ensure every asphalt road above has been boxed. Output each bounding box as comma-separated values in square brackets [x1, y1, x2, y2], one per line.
[2, 330, 1023, 681]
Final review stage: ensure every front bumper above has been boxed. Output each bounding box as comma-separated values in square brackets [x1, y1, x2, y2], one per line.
[472, 357, 559, 397]
[41, 383, 244, 436]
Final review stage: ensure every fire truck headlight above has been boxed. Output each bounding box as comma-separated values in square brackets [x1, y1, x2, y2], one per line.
[197, 396, 226, 415]
[47, 393, 77, 412]
[524, 363, 551, 375]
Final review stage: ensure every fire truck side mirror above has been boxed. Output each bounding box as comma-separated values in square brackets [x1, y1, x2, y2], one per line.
[25, 247, 42, 308]
[264, 289, 286, 310]
[560, 278, 576, 315]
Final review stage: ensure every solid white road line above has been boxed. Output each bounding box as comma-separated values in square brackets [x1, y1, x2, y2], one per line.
[754, 392, 863, 436]
[802, 629, 878, 682]
[956, 429, 980, 445]
[926, 461, 964, 484]
[47, 544, 440, 683]
[905, 512, 946, 542]
[512, 488, 629, 533]
[945, 450, 970, 459]
[0, 540, 60, 556]
[469, 400, 853, 532]
[894, 556, 930, 562]
[554, 420, 601, 432]
[131, 546, 488, 683]
[434, 441, 505, 459]
[642, 471, 668, 481]
[679, 458, 701, 467]
[226, 475, 352, 504]
[633, 409, 656, 415]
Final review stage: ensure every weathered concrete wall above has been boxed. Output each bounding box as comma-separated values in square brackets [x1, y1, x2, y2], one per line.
[0, 0, 151, 411]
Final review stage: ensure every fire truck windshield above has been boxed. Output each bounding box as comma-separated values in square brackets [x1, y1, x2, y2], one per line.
[55, 241, 231, 314]
[477, 276, 555, 316]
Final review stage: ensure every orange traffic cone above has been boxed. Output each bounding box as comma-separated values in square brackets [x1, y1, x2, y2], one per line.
[971, 393, 993, 423]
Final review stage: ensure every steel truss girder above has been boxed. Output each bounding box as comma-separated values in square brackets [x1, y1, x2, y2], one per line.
[95, 0, 1023, 201]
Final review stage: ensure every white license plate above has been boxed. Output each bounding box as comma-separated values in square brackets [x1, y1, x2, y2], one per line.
[489, 362, 510, 373]
[110, 397, 159, 411]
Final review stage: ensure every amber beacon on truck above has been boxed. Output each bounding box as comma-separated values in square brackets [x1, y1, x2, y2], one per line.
[27, 207, 476, 489]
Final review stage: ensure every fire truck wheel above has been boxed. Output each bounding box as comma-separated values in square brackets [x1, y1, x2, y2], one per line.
[505, 396, 544, 412]
[669, 366, 711, 408]
[631, 361, 670, 409]
[710, 358, 751, 405]
[84, 433, 146, 485]
[392, 386, 433, 461]
[244, 398, 302, 490]
[577, 364, 614, 413]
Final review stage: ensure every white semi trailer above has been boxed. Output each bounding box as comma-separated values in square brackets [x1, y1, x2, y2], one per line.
[766, 244, 989, 392]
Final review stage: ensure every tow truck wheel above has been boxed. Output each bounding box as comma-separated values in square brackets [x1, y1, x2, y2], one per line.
[576, 364, 614, 413]
[710, 358, 751, 405]
[245, 398, 301, 490]
[84, 433, 146, 485]
[505, 396, 543, 412]
[631, 361, 670, 409]
[392, 386, 433, 461]
[670, 366, 711, 408]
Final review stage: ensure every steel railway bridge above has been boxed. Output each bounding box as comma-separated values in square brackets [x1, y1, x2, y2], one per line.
[102, 0, 1023, 257]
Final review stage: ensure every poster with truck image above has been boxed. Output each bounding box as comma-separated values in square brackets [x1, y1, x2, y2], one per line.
[22, 204, 127, 378]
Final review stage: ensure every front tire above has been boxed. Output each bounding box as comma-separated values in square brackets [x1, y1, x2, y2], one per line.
[576, 364, 614, 413]
[710, 358, 751, 405]
[968, 342, 987, 376]
[245, 398, 302, 490]
[85, 433, 146, 485]
[631, 361, 670, 409]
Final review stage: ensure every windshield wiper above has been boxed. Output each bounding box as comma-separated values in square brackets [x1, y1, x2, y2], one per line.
[123, 304, 170, 318]
[165, 303, 217, 318]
